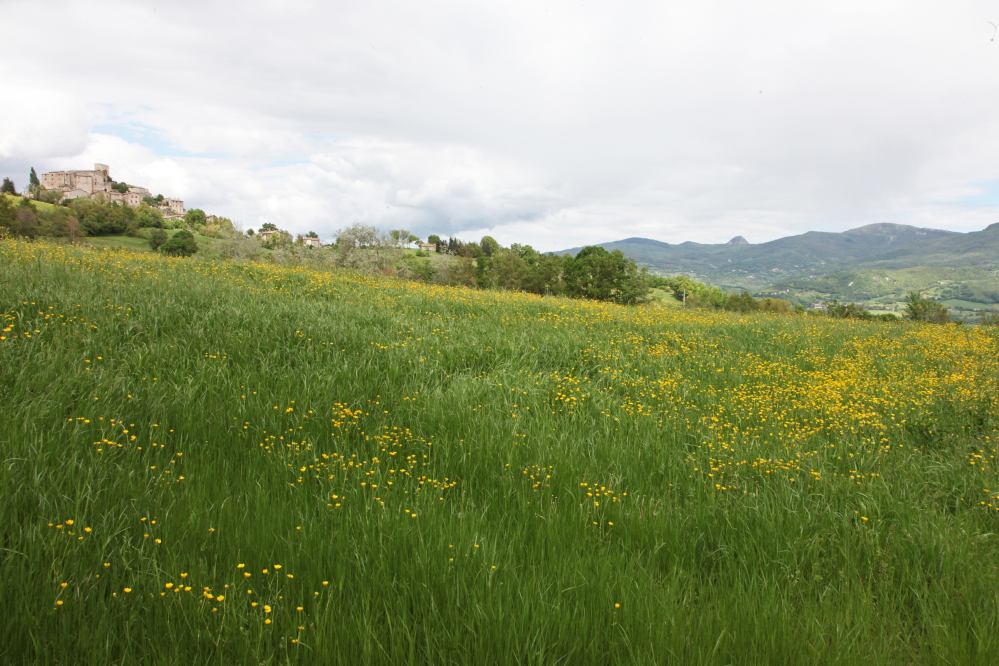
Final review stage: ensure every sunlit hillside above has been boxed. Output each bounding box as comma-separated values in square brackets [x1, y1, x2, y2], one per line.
[2, 240, 998, 665]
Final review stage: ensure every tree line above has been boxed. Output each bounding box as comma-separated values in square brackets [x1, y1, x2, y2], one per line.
[327, 224, 653, 304]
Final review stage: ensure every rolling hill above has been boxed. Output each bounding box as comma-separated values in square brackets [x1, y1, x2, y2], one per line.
[556, 222, 999, 306]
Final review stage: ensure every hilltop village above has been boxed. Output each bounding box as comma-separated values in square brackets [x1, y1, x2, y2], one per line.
[39, 163, 189, 220]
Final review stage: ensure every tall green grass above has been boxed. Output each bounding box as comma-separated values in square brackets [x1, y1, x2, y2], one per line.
[1, 241, 998, 665]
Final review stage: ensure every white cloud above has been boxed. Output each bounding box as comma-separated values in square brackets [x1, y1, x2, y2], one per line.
[2, 0, 999, 248]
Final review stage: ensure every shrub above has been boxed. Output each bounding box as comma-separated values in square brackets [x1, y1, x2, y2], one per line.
[160, 230, 199, 257]
[148, 229, 169, 251]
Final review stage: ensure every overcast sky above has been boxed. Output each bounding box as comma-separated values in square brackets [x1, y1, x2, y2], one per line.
[2, 0, 998, 249]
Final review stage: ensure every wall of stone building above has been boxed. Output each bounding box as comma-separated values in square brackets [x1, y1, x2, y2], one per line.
[76, 174, 94, 194]
[125, 192, 142, 207]
[166, 198, 184, 214]
[42, 172, 70, 189]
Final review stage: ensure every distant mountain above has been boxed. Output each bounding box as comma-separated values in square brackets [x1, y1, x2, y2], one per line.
[555, 223, 962, 291]
[846, 222, 999, 270]
[555, 222, 999, 307]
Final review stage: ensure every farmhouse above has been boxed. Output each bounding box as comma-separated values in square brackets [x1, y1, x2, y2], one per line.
[303, 237, 322, 248]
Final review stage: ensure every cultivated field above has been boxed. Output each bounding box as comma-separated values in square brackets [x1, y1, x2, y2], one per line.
[2, 240, 998, 665]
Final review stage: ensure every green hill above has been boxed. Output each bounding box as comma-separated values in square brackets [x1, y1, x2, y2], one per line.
[848, 222, 999, 271]
[766, 266, 999, 309]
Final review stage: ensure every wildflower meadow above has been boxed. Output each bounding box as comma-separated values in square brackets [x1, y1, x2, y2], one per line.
[2, 240, 998, 665]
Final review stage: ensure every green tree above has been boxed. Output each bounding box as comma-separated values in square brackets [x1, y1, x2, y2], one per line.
[724, 291, 760, 313]
[29, 168, 40, 198]
[563, 246, 650, 305]
[664, 275, 727, 308]
[74, 200, 137, 236]
[480, 236, 500, 257]
[491, 250, 528, 290]
[148, 229, 169, 250]
[260, 222, 277, 231]
[136, 203, 164, 228]
[521, 253, 566, 295]
[904, 292, 950, 324]
[1, 177, 16, 195]
[823, 300, 874, 321]
[111, 182, 130, 194]
[306, 231, 319, 238]
[160, 229, 199, 257]
[0, 194, 15, 234]
[427, 234, 442, 248]
[184, 209, 207, 227]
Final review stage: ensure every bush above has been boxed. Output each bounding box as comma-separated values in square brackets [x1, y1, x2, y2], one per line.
[160, 230, 199, 257]
[904, 292, 951, 324]
[73, 200, 138, 236]
[148, 229, 169, 251]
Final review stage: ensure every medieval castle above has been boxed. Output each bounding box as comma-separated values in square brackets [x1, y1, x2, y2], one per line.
[41, 164, 185, 217]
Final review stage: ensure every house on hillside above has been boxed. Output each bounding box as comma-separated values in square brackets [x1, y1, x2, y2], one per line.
[419, 243, 436, 252]
[303, 237, 322, 248]
[257, 229, 279, 241]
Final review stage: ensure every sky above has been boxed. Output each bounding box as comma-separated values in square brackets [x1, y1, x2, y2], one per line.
[2, 0, 999, 250]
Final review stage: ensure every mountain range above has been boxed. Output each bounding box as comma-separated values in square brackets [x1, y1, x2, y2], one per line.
[555, 222, 999, 309]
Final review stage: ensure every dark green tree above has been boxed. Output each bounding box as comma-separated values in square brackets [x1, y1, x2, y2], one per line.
[148, 228, 169, 250]
[521, 253, 566, 295]
[480, 236, 500, 257]
[427, 234, 442, 248]
[306, 231, 319, 238]
[491, 250, 528, 290]
[161, 229, 199, 257]
[75, 201, 137, 236]
[563, 246, 650, 304]
[904, 292, 950, 324]
[29, 168, 40, 198]
[1, 177, 16, 195]
[260, 222, 277, 231]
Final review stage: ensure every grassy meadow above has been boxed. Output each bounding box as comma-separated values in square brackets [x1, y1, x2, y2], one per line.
[2, 240, 999, 665]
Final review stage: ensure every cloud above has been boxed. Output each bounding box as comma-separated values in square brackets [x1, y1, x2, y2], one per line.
[2, 0, 999, 248]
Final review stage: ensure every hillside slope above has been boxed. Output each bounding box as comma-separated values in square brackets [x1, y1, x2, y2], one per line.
[3, 240, 999, 663]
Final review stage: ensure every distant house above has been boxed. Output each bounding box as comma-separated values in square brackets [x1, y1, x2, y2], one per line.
[303, 237, 322, 248]
[257, 229, 280, 241]
[419, 243, 436, 252]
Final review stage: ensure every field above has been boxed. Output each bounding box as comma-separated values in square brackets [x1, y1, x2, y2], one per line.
[2, 240, 999, 665]
[82, 230, 224, 258]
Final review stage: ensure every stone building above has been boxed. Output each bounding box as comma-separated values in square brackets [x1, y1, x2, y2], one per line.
[41, 163, 112, 200]
[41, 163, 184, 214]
